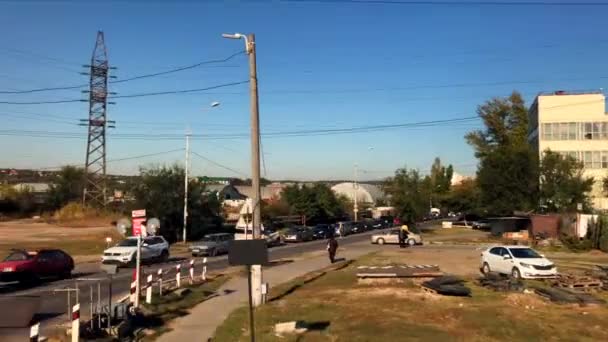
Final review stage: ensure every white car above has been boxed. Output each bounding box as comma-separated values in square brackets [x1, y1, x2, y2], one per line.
[102, 236, 169, 266]
[481, 245, 557, 279]
[371, 228, 423, 246]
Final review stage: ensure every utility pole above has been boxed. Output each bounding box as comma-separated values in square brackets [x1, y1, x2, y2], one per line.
[183, 130, 191, 243]
[222, 31, 263, 307]
[248, 33, 263, 308]
[353, 164, 359, 222]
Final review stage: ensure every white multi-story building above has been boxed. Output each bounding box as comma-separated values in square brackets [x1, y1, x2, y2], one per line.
[528, 90, 608, 209]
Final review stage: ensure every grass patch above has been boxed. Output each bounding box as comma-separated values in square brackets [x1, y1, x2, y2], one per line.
[214, 252, 608, 342]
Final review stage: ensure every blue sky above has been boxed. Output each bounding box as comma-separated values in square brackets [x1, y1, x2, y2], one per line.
[1, 0, 607, 180]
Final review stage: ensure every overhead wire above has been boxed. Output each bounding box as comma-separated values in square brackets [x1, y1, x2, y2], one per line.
[191, 151, 248, 177]
[0, 50, 246, 95]
[35, 148, 185, 170]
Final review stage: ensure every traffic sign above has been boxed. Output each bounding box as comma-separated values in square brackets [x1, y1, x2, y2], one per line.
[132, 209, 146, 218]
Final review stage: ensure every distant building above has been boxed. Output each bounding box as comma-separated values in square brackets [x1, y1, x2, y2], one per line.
[331, 182, 384, 204]
[451, 172, 473, 186]
[198, 176, 238, 185]
[528, 90, 608, 209]
[235, 183, 286, 202]
[203, 184, 246, 207]
[12, 182, 50, 204]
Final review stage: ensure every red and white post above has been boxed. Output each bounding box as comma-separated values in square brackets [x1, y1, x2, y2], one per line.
[129, 271, 137, 304]
[176, 264, 181, 288]
[71, 303, 80, 342]
[157, 268, 163, 296]
[29, 322, 39, 342]
[189, 259, 194, 284]
[202, 257, 207, 281]
[146, 274, 153, 304]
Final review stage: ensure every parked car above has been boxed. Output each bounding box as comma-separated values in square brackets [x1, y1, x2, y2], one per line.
[378, 215, 394, 228]
[453, 214, 482, 227]
[472, 219, 491, 230]
[335, 221, 355, 236]
[370, 228, 423, 246]
[284, 226, 314, 242]
[313, 224, 334, 240]
[0, 249, 74, 284]
[352, 221, 367, 234]
[102, 236, 169, 266]
[481, 245, 557, 279]
[189, 233, 233, 257]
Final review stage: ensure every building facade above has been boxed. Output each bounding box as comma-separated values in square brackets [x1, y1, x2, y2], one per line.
[528, 90, 608, 209]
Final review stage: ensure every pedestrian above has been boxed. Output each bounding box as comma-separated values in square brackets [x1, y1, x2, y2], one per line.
[327, 234, 339, 263]
[399, 224, 409, 248]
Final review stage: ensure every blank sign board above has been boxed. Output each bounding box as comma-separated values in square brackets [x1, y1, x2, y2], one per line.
[228, 240, 269, 266]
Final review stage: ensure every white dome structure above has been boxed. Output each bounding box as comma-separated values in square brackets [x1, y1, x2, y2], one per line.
[331, 182, 384, 204]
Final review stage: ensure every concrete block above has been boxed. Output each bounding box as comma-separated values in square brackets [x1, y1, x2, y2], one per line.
[274, 321, 308, 335]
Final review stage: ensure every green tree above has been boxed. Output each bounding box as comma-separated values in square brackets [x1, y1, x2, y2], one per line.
[47, 166, 85, 210]
[539, 150, 594, 212]
[131, 164, 222, 242]
[441, 179, 480, 214]
[383, 168, 430, 222]
[280, 183, 345, 224]
[465, 92, 538, 215]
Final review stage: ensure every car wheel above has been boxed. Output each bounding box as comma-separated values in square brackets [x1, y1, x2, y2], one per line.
[511, 267, 521, 279]
[482, 262, 491, 275]
[407, 239, 416, 246]
[21, 273, 39, 286]
[160, 249, 169, 262]
[60, 270, 72, 280]
[377, 238, 385, 245]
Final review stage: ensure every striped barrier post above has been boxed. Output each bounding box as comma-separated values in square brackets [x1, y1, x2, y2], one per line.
[29, 322, 39, 342]
[146, 274, 153, 304]
[157, 268, 163, 296]
[189, 259, 195, 284]
[176, 264, 181, 288]
[202, 257, 207, 281]
[71, 303, 80, 342]
[129, 271, 137, 304]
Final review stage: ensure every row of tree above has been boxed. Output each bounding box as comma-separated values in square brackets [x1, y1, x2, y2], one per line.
[384, 91, 598, 222]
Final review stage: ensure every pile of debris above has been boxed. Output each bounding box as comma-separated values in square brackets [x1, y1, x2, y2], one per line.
[356, 264, 442, 278]
[554, 274, 603, 290]
[421, 275, 471, 297]
[478, 272, 524, 292]
[534, 287, 606, 305]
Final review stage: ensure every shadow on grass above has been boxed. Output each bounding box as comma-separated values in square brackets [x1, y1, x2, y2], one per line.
[270, 260, 353, 303]
[305, 320, 331, 331]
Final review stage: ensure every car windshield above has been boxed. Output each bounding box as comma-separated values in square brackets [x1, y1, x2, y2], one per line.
[509, 248, 542, 259]
[3, 252, 32, 261]
[200, 236, 217, 242]
[117, 239, 138, 247]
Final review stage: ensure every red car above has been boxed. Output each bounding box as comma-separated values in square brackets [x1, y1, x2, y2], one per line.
[0, 249, 74, 284]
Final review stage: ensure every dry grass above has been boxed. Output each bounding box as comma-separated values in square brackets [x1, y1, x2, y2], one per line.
[0, 219, 123, 261]
[214, 251, 608, 342]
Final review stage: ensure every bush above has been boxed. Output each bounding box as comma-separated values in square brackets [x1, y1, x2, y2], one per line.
[559, 235, 593, 252]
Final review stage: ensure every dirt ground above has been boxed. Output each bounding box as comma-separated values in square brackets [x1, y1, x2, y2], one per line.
[0, 219, 121, 262]
[215, 248, 608, 342]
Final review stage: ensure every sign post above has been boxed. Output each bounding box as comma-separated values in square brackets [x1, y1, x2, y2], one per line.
[228, 240, 269, 342]
[131, 209, 147, 308]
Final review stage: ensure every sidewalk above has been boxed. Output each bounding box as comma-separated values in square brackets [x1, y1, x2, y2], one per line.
[158, 241, 376, 342]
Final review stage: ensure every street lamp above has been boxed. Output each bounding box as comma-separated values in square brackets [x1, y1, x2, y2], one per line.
[183, 101, 221, 243]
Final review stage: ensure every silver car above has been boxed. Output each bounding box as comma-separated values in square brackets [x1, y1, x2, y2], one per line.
[371, 229, 423, 246]
[189, 233, 233, 257]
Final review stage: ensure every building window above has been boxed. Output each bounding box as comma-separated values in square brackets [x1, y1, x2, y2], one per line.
[602, 152, 608, 169]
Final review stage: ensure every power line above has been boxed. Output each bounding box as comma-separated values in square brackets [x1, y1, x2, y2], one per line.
[289, 0, 608, 7]
[110, 50, 245, 84]
[35, 148, 185, 170]
[0, 50, 246, 94]
[191, 151, 248, 177]
[110, 80, 249, 99]
[0, 80, 249, 104]
[0, 112, 77, 125]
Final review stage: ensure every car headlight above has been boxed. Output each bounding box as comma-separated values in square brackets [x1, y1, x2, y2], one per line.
[519, 262, 532, 268]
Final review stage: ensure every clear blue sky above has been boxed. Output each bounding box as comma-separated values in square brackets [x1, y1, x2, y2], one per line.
[1, 0, 607, 180]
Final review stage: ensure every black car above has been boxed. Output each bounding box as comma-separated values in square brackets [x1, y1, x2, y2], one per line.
[312, 224, 334, 240]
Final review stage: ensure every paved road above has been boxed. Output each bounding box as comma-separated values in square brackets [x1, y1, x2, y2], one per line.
[0, 221, 446, 339]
